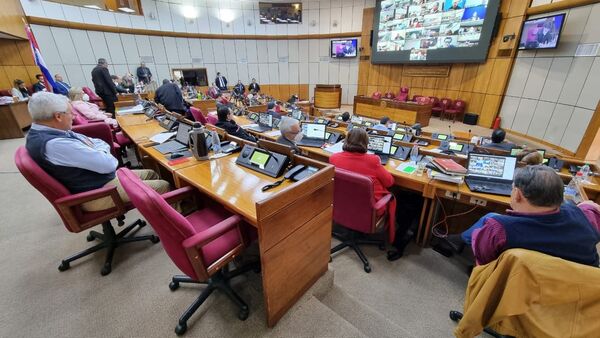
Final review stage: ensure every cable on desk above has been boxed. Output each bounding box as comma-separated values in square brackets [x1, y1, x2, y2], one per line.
[431, 195, 479, 238]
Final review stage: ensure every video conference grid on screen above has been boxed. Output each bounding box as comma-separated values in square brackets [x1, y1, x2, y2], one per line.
[331, 39, 358, 58]
[368, 135, 393, 154]
[373, 0, 499, 63]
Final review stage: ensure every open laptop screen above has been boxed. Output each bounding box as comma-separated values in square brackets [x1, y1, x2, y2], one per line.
[302, 123, 326, 139]
[175, 123, 192, 145]
[468, 154, 517, 180]
[368, 135, 392, 154]
[258, 113, 273, 127]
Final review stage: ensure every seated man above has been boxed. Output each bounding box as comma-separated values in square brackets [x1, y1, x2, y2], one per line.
[341, 111, 350, 122]
[462, 165, 600, 266]
[25, 92, 170, 212]
[372, 116, 393, 133]
[483, 129, 516, 151]
[266, 101, 279, 118]
[276, 116, 301, 153]
[215, 106, 256, 142]
[111, 75, 129, 94]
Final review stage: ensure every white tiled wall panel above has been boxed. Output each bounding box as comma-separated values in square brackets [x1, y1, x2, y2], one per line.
[500, 3, 600, 153]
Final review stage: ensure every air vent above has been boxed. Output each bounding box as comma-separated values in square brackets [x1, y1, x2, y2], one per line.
[192, 57, 203, 63]
[140, 56, 154, 63]
[278, 57, 289, 62]
[575, 43, 599, 57]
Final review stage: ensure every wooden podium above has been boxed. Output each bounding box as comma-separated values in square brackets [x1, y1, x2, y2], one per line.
[353, 96, 432, 127]
[314, 84, 341, 109]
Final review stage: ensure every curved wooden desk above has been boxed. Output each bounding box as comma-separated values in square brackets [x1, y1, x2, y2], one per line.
[314, 84, 341, 109]
[353, 96, 432, 127]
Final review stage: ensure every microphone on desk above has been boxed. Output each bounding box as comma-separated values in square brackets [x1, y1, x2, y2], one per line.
[448, 125, 453, 139]
[468, 129, 472, 140]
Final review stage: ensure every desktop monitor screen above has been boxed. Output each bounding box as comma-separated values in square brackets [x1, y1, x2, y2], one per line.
[291, 110, 303, 120]
[351, 115, 363, 124]
[368, 135, 393, 154]
[448, 142, 464, 152]
[302, 123, 327, 139]
[467, 154, 517, 180]
[259, 113, 273, 126]
[331, 39, 358, 58]
[518, 13, 565, 50]
[393, 132, 406, 140]
[372, 0, 501, 64]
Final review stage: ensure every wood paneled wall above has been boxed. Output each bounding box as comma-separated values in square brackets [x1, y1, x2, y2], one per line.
[0, 0, 27, 39]
[357, 0, 531, 128]
[0, 39, 39, 90]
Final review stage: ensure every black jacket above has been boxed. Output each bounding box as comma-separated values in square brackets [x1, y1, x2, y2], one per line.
[248, 82, 260, 92]
[155, 83, 186, 112]
[215, 76, 228, 90]
[91, 65, 117, 99]
[33, 82, 46, 93]
[136, 66, 152, 83]
[215, 120, 256, 142]
[276, 135, 300, 153]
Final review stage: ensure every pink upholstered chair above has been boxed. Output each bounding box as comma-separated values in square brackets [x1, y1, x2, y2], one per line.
[372, 91, 382, 100]
[206, 113, 218, 125]
[330, 168, 394, 273]
[189, 106, 207, 124]
[430, 97, 442, 116]
[82, 86, 104, 108]
[14, 147, 158, 275]
[396, 87, 409, 101]
[383, 91, 395, 100]
[438, 98, 453, 119]
[117, 168, 255, 335]
[412, 94, 423, 102]
[443, 99, 466, 123]
[416, 96, 432, 105]
[72, 122, 125, 165]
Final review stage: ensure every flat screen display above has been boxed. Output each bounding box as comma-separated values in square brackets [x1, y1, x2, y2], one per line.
[258, 113, 273, 127]
[331, 39, 358, 58]
[250, 150, 270, 168]
[518, 14, 565, 50]
[302, 123, 326, 139]
[368, 135, 393, 154]
[259, 2, 302, 24]
[393, 132, 406, 140]
[372, 0, 500, 64]
[449, 142, 464, 152]
[468, 154, 516, 180]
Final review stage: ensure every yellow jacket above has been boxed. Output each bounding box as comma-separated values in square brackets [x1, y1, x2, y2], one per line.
[455, 249, 600, 338]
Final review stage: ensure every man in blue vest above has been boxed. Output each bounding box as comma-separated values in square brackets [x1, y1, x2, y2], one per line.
[25, 92, 170, 212]
[462, 165, 600, 267]
[52, 74, 71, 96]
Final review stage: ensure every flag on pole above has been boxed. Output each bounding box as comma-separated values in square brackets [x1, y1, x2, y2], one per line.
[25, 25, 56, 92]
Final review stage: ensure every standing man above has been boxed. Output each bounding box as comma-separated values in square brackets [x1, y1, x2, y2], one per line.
[154, 79, 187, 114]
[215, 72, 228, 91]
[91, 58, 118, 118]
[233, 80, 245, 96]
[53, 74, 71, 96]
[248, 78, 261, 93]
[33, 74, 47, 93]
[136, 62, 152, 84]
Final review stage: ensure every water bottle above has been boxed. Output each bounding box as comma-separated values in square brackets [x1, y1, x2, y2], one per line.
[410, 143, 419, 163]
[211, 130, 221, 154]
[581, 164, 591, 183]
[564, 173, 583, 203]
[189, 122, 209, 160]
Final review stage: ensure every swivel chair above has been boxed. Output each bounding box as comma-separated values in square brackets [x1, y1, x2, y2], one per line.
[14, 147, 158, 275]
[330, 168, 394, 273]
[189, 106, 208, 125]
[117, 168, 255, 335]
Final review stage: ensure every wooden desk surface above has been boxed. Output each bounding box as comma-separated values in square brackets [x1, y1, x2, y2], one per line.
[174, 155, 294, 225]
[116, 114, 154, 127]
[119, 122, 165, 143]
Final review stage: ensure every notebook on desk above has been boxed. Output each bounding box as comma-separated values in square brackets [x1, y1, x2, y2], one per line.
[465, 153, 517, 196]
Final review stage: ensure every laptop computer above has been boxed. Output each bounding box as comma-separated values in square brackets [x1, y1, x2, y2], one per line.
[368, 134, 393, 165]
[465, 153, 517, 196]
[297, 122, 327, 148]
[153, 123, 193, 154]
[246, 113, 273, 133]
[290, 109, 303, 121]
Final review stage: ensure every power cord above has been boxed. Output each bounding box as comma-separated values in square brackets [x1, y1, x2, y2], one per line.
[431, 195, 478, 238]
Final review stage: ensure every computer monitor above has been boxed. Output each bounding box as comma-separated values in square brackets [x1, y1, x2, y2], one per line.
[258, 113, 273, 127]
[291, 110, 303, 120]
[436, 134, 449, 140]
[364, 121, 373, 127]
[351, 115, 362, 124]
[175, 123, 193, 145]
[393, 132, 405, 140]
[467, 154, 517, 180]
[448, 142, 464, 152]
[368, 135, 393, 154]
[510, 148, 521, 156]
[301, 122, 327, 139]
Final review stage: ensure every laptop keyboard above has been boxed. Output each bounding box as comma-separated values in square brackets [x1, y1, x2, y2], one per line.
[298, 139, 325, 147]
[466, 179, 512, 195]
[154, 141, 187, 154]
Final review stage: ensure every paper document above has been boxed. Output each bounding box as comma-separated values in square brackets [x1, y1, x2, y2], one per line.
[396, 162, 417, 175]
[150, 132, 176, 144]
[323, 141, 344, 154]
[264, 130, 281, 137]
[117, 104, 144, 115]
[243, 124, 259, 129]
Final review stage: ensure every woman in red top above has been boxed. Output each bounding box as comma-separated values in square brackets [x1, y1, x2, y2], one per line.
[329, 128, 394, 201]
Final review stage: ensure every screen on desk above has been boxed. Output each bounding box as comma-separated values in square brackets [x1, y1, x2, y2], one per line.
[250, 150, 270, 168]
[175, 123, 192, 144]
[302, 123, 327, 139]
[259, 113, 273, 126]
[391, 145, 398, 154]
[368, 135, 393, 154]
[436, 134, 449, 140]
[393, 132, 406, 140]
[291, 110, 303, 120]
[510, 148, 521, 156]
[468, 154, 516, 180]
[351, 115, 363, 124]
[449, 142, 464, 152]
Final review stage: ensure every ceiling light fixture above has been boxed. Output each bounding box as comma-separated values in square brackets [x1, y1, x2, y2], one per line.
[182, 5, 198, 19]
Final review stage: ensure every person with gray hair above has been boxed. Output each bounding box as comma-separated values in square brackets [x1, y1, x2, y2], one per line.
[91, 58, 118, 117]
[25, 92, 170, 212]
[276, 116, 302, 153]
[460, 165, 600, 266]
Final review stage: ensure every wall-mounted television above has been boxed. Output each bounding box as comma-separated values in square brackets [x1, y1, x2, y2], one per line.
[518, 13, 566, 50]
[259, 2, 302, 24]
[331, 39, 358, 58]
[371, 0, 501, 64]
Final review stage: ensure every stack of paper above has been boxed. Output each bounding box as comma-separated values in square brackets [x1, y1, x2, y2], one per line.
[117, 104, 144, 115]
[429, 170, 464, 184]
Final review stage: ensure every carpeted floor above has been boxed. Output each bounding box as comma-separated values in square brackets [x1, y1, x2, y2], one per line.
[1, 136, 486, 337]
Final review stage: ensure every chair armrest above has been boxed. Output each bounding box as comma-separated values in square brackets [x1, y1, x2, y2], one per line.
[182, 215, 242, 249]
[161, 186, 195, 205]
[374, 193, 393, 211]
[88, 119, 105, 123]
[55, 185, 127, 219]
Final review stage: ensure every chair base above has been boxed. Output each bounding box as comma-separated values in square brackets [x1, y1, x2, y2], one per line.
[331, 229, 385, 273]
[58, 219, 159, 276]
[169, 262, 258, 336]
[449, 311, 515, 338]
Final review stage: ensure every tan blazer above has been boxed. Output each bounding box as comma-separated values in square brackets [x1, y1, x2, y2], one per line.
[455, 249, 600, 338]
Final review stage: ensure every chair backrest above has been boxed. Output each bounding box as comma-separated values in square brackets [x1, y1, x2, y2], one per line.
[416, 96, 431, 105]
[430, 96, 440, 106]
[412, 94, 423, 102]
[82, 87, 101, 102]
[384, 91, 395, 99]
[441, 98, 453, 108]
[372, 91, 382, 100]
[72, 123, 119, 159]
[116, 168, 201, 280]
[396, 87, 409, 101]
[453, 99, 466, 112]
[333, 168, 377, 234]
[189, 106, 207, 124]
[206, 114, 218, 125]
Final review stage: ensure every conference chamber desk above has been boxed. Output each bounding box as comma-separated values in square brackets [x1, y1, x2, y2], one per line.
[353, 96, 433, 127]
[116, 114, 334, 328]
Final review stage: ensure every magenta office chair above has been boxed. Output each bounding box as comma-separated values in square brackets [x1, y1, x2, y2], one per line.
[396, 87, 409, 101]
[330, 168, 394, 273]
[189, 106, 208, 124]
[117, 168, 256, 335]
[14, 147, 158, 275]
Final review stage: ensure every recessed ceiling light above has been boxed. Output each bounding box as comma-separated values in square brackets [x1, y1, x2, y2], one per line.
[118, 7, 135, 13]
[83, 5, 102, 10]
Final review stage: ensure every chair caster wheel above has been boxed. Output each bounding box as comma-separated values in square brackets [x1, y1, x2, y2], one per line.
[138, 220, 147, 228]
[150, 235, 160, 244]
[238, 308, 249, 321]
[175, 323, 187, 336]
[449, 311, 463, 322]
[58, 261, 70, 272]
[100, 263, 112, 276]
[169, 281, 180, 291]
[363, 265, 371, 273]
[86, 233, 95, 242]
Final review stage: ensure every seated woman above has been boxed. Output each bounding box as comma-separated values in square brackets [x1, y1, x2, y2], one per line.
[11, 79, 30, 101]
[68, 87, 118, 128]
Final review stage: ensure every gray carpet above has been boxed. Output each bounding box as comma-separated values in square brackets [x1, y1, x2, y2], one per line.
[1, 136, 479, 337]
